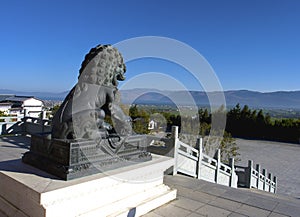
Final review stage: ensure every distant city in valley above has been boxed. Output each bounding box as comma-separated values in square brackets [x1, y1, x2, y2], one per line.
[1, 88, 300, 117]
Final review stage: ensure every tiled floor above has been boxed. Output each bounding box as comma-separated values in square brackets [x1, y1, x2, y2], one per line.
[144, 175, 300, 217]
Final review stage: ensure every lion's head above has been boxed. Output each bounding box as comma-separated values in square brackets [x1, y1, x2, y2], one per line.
[78, 44, 126, 87]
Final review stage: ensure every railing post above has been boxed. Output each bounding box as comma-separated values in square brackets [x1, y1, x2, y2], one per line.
[172, 126, 179, 175]
[245, 160, 253, 188]
[215, 149, 221, 184]
[197, 137, 203, 179]
[268, 173, 272, 192]
[171, 126, 178, 140]
[256, 164, 260, 189]
[42, 111, 47, 120]
[1, 123, 7, 135]
[274, 176, 277, 193]
[229, 158, 235, 187]
[262, 169, 267, 191]
[39, 111, 47, 133]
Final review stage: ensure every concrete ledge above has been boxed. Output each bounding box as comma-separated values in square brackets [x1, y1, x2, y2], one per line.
[0, 154, 176, 217]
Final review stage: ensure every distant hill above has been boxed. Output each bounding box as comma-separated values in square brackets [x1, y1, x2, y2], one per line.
[223, 90, 300, 109]
[0, 89, 68, 101]
[1, 89, 300, 109]
[120, 89, 300, 109]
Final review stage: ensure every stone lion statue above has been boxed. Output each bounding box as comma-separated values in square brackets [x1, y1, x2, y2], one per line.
[51, 44, 132, 141]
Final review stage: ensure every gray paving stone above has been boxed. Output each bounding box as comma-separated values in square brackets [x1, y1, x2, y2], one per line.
[0, 209, 9, 217]
[186, 213, 206, 217]
[220, 189, 251, 203]
[197, 185, 228, 196]
[142, 212, 163, 217]
[199, 181, 230, 190]
[268, 212, 290, 217]
[190, 191, 218, 204]
[164, 175, 206, 189]
[208, 197, 243, 212]
[196, 204, 232, 217]
[174, 185, 217, 204]
[153, 204, 192, 217]
[273, 202, 300, 217]
[227, 213, 248, 217]
[244, 196, 278, 211]
[0, 136, 30, 161]
[235, 204, 271, 217]
[172, 196, 205, 211]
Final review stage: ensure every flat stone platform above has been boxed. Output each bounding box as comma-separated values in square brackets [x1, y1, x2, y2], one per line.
[144, 175, 300, 217]
[1, 136, 300, 217]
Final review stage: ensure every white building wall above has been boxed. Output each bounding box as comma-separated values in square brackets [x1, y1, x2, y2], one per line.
[23, 98, 44, 118]
[0, 104, 12, 114]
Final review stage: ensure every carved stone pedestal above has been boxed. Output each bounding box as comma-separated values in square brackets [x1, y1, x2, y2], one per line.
[22, 134, 152, 180]
[0, 154, 176, 217]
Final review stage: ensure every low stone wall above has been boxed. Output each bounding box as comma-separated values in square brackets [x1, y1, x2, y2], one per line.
[0, 113, 51, 135]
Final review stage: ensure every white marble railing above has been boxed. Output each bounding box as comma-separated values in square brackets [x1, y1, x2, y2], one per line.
[237, 160, 277, 193]
[172, 126, 238, 188]
[0, 111, 51, 135]
[171, 126, 277, 193]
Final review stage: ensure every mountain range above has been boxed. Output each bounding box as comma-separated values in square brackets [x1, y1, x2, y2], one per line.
[0, 89, 69, 101]
[120, 89, 300, 109]
[1, 89, 300, 109]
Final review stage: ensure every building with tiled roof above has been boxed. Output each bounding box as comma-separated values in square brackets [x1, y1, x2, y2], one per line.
[0, 95, 43, 117]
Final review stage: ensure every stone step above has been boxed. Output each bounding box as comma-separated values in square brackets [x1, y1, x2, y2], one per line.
[83, 184, 176, 217]
[0, 154, 176, 217]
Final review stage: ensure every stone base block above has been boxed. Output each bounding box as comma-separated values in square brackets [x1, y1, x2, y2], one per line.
[22, 134, 152, 180]
[0, 154, 176, 217]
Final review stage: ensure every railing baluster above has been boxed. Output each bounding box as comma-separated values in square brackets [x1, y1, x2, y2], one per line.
[197, 138, 203, 180]
[256, 164, 260, 189]
[229, 158, 235, 187]
[263, 169, 267, 191]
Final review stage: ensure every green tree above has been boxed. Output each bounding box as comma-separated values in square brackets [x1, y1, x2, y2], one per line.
[220, 131, 240, 163]
[199, 122, 210, 137]
[129, 105, 150, 134]
[0, 111, 6, 122]
[50, 104, 61, 118]
[129, 104, 139, 119]
[199, 108, 211, 124]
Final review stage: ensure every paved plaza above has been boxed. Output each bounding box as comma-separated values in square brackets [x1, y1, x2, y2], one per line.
[236, 139, 300, 198]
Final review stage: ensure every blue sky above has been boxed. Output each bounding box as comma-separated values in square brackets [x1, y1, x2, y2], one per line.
[0, 0, 299, 92]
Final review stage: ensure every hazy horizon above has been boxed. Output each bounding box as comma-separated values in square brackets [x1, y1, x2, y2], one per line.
[1, 88, 300, 95]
